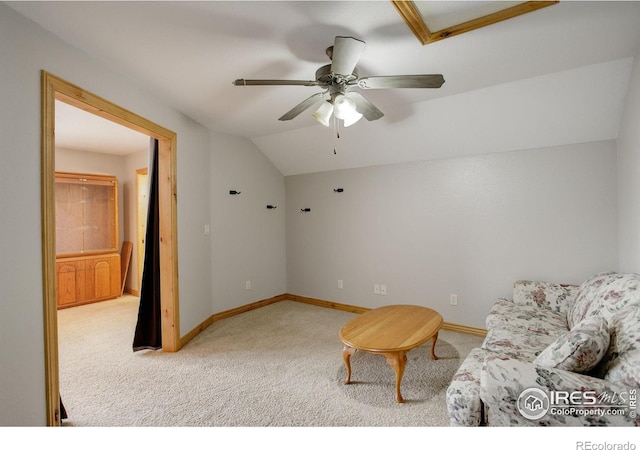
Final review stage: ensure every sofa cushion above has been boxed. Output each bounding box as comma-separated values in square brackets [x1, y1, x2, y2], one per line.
[598, 305, 640, 388]
[567, 272, 612, 328]
[512, 280, 579, 315]
[486, 299, 568, 332]
[568, 272, 640, 328]
[534, 315, 609, 373]
[482, 326, 564, 361]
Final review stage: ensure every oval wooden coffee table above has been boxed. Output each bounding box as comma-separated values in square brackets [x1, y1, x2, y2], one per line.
[339, 305, 443, 403]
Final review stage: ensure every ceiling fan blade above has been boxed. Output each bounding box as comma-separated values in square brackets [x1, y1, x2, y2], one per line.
[331, 36, 366, 76]
[278, 92, 327, 121]
[347, 91, 384, 121]
[357, 74, 445, 89]
[233, 79, 318, 86]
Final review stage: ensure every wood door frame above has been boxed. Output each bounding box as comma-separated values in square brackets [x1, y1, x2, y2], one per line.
[41, 71, 181, 426]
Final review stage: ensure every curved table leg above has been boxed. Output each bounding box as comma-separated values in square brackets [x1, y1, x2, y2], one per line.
[383, 351, 407, 403]
[430, 331, 439, 360]
[342, 345, 356, 385]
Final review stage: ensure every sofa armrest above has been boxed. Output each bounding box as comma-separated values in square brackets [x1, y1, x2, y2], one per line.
[480, 355, 638, 426]
[512, 280, 579, 315]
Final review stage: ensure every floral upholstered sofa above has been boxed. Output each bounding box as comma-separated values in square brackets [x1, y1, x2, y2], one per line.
[446, 272, 640, 426]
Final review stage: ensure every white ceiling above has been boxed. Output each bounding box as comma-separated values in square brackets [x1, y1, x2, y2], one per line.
[55, 100, 150, 156]
[9, 1, 640, 175]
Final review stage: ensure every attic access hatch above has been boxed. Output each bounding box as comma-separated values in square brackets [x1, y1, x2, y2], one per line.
[392, 0, 558, 45]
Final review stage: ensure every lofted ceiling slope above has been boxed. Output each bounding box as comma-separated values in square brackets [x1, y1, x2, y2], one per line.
[8, 1, 640, 175]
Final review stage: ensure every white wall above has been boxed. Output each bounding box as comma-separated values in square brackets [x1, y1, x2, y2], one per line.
[618, 52, 640, 273]
[286, 141, 619, 328]
[210, 134, 287, 313]
[0, 3, 215, 425]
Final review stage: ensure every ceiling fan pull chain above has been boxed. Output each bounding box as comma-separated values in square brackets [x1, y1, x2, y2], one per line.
[333, 115, 339, 155]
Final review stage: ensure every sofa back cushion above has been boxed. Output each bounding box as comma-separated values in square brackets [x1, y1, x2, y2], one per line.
[512, 280, 579, 316]
[568, 272, 640, 329]
[598, 305, 640, 388]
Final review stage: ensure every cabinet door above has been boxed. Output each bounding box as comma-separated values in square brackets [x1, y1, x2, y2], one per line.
[86, 255, 121, 300]
[83, 182, 118, 253]
[55, 183, 84, 254]
[109, 255, 122, 297]
[56, 262, 78, 307]
[94, 260, 112, 299]
[74, 259, 89, 302]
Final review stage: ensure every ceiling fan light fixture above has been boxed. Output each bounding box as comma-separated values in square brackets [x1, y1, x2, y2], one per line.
[343, 110, 363, 127]
[333, 94, 357, 120]
[312, 101, 333, 127]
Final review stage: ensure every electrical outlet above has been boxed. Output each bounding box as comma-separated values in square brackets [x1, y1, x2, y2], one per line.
[374, 284, 381, 295]
[338, 280, 343, 289]
[246, 280, 251, 290]
[380, 284, 387, 295]
[450, 294, 458, 306]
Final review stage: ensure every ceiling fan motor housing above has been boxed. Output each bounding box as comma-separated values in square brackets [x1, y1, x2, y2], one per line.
[315, 64, 359, 88]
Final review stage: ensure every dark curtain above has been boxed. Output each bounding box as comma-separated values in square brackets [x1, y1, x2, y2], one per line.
[133, 139, 162, 352]
[60, 396, 67, 421]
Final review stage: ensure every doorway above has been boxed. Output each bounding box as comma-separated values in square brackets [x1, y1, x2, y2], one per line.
[41, 71, 181, 426]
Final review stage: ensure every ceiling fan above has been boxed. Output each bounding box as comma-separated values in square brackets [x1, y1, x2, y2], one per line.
[232, 36, 445, 128]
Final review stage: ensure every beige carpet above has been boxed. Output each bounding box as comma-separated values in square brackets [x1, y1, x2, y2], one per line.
[57, 296, 484, 427]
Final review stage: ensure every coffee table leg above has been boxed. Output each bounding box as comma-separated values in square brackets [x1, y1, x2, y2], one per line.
[430, 331, 439, 360]
[383, 351, 407, 403]
[342, 345, 356, 384]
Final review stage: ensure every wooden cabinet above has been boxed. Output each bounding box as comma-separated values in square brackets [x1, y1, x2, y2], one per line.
[55, 172, 121, 308]
[56, 254, 121, 308]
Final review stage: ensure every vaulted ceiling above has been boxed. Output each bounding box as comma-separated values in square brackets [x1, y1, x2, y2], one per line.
[9, 1, 640, 175]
